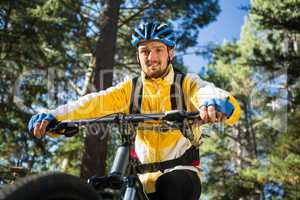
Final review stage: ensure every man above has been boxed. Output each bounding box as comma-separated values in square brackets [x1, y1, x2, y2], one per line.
[28, 22, 240, 200]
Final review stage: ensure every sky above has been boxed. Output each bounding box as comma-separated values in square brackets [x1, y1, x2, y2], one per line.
[183, 0, 250, 73]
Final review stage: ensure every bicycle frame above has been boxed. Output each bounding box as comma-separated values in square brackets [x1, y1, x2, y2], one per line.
[51, 110, 200, 200]
[87, 121, 148, 200]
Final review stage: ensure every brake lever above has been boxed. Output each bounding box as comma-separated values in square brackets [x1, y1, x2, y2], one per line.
[63, 127, 79, 137]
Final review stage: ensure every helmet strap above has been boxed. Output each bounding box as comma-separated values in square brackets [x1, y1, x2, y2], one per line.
[167, 47, 173, 65]
[136, 51, 141, 67]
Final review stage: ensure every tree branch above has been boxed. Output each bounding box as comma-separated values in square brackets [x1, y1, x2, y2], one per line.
[118, 2, 154, 28]
[68, 55, 95, 96]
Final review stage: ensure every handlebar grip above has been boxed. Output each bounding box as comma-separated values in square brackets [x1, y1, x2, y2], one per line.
[48, 122, 79, 137]
[164, 110, 200, 121]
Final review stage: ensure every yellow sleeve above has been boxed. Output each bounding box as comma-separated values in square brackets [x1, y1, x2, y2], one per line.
[225, 95, 241, 126]
[49, 79, 132, 121]
[184, 73, 240, 125]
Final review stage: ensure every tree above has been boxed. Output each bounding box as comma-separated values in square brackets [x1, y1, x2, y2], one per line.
[0, 0, 86, 177]
[201, 41, 263, 199]
[199, 1, 300, 199]
[80, 0, 122, 180]
[0, 0, 222, 181]
[249, 0, 300, 107]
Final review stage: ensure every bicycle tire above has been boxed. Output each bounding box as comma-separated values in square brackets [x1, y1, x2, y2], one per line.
[0, 172, 100, 200]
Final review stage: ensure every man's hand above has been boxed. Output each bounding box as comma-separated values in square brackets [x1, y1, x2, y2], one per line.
[199, 105, 227, 123]
[199, 98, 234, 124]
[28, 113, 56, 138]
[33, 119, 49, 138]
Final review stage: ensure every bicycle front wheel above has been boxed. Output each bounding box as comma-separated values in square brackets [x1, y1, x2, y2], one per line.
[0, 172, 100, 200]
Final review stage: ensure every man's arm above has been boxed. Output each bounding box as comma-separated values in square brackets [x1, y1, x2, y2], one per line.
[49, 80, 132, 121]
[184, 73, 240, 125]
[29, 79, 133, 138]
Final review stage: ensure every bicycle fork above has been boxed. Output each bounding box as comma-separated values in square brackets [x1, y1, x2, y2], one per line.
[88, 142, 146, 200]
[111, 143, 148, 200]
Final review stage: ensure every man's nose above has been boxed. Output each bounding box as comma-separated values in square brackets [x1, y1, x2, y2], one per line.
[147, 51, 158, 62]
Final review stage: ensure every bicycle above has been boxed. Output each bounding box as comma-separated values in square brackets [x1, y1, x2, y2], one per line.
[0, 110, 201, 200]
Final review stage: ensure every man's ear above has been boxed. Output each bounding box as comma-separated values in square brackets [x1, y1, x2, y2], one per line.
[168, 48, 175, 61]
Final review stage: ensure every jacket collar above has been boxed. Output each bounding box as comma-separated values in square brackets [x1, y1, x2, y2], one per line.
[141, 64, 174, 85]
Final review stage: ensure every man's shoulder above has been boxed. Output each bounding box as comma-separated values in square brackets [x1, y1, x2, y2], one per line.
[106, 78, 133, 93]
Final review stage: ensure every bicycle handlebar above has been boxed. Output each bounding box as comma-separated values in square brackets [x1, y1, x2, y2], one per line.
[49, 110, 200, 136]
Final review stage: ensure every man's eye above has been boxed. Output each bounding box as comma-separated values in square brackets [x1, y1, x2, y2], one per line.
[140, 50, 148, 54]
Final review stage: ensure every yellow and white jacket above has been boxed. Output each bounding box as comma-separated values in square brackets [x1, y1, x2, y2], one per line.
[48, 64, 240, 193]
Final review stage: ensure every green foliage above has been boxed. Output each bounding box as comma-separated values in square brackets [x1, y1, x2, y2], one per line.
[0, 0, 90, 177]
[50, 132, 85, 175]
[200, 1, 300, 199]
[250, 0, 300, 32]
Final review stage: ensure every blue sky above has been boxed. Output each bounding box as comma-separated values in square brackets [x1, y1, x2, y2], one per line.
[183, 0, 250, 73]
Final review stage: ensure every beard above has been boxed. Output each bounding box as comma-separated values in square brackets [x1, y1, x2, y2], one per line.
[143, 62, 169, 78]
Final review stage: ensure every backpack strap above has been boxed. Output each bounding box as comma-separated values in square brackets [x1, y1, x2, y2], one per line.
[130, 72, 186, 114]
[129, 76, 143, 114]
[135, 145, 200, 174]
[170, 72, 186, 111]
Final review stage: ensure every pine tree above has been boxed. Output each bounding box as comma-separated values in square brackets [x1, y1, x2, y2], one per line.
[200, 1, 300, 199]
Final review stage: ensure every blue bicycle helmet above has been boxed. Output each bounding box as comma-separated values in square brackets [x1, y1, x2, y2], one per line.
[131, 22, 176, 47]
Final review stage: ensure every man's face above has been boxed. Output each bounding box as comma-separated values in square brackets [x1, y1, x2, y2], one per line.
[137, 41, 174, 78]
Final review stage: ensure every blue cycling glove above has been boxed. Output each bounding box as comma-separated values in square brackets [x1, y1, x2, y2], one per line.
[202, 98, 234, 118]
[28, 113, 56, 133]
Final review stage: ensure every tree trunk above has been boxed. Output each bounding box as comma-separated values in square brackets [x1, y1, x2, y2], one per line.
[80, 0, 122, 180]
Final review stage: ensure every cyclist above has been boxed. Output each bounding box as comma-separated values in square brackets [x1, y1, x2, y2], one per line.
[28, 22, 240, 200]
